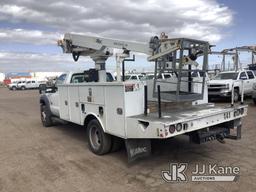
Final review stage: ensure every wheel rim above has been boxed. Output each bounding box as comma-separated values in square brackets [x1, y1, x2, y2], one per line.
[89, 126, 101, 150]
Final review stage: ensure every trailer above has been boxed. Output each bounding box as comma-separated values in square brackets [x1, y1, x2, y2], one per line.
[40, 33, 248, 161]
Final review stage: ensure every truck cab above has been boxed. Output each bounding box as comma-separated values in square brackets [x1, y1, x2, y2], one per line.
[208, 70, 256, 101]
[43, 71, 115, 118]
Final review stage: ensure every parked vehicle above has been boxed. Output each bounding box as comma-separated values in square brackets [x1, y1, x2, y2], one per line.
[17, 80, 41, 90]
[8, 80, 26, 90]
[208, 70, 256, 102]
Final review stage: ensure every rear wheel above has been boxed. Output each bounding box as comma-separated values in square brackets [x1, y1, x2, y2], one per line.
[40, 104, 53, 127]
[12, 86, 17, 91]
[87, 119, 112, 155]
[21, 86, 26, 90]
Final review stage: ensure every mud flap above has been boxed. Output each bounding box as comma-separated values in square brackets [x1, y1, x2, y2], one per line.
[125, 139, 151, 163]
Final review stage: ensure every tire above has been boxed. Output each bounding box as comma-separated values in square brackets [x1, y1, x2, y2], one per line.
[40, 104, 53, 127]
[21, 86, 26, 90]
[233, 89, 239, 103]
[12, 86, 17, 91]
[87, 119, 112, 155]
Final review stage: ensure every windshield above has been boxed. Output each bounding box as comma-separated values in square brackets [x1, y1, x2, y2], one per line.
[214, 73, 238, 80]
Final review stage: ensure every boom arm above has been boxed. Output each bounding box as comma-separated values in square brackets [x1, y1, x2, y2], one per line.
[58, 33, 208, 82]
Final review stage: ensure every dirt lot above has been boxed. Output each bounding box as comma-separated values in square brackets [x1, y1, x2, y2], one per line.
[0, 88, 256, 192]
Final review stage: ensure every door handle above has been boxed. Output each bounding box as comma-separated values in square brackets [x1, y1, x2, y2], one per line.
[81, 104, 85, 113]
[64, 100, 68, 105]
[75, 102, 79, 107]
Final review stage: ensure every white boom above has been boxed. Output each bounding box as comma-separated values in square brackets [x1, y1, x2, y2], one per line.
[58, 33, 181, 81]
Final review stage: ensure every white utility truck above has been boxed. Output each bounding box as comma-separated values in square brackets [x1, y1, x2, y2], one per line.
[40, 33, 248, 161]
[208, 70, 256, 102]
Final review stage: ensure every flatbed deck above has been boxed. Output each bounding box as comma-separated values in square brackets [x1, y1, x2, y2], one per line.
[126, 104, 248, 139]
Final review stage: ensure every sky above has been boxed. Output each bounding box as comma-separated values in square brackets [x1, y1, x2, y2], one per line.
[0, 0, 255, 73]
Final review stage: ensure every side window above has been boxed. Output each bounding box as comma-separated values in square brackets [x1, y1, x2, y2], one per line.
[32, 81, 35, 83]
[157, 74, 163, 79]
[164, 74, 171, 79]
[239, 72, 248, 80]
[125, 75, 131, 80]
[138, 75, 144, 80]
[27, 81, 31, 84]
[246, 71, 254, 79]
[106, 73, 114, 82]
[71, 74, 85, 83]
[131, 76, 137, 80]
[56, 74, 67, 85]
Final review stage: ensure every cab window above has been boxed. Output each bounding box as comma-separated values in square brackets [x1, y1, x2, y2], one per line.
[246, 71, 254, 79]
[239, 72, 248, 80]
[71, 74, 84, 83]
[138, 75, 144, 80]
[164, 74, 171, 79]
[131, 76, 137, 80]
[106, 73, 114, 82]
[56, 74, 67, 85]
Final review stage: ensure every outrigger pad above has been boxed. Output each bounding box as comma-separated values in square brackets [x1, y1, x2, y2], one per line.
[125, 139, 151, 163]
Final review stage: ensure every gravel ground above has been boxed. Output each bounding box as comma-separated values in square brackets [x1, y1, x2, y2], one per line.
[0, 88, 256, 192]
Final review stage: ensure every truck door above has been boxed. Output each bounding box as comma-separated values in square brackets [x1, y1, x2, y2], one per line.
[59, 86, 69, 121]
[56, 74, 70, 121]
[31, 80, 36, 88]
[26, 81, 31, 89]
[239, 72, 249, 93]
[246, 71, 255, 94]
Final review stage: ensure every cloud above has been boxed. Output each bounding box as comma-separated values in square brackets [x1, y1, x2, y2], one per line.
[0, 28, 61, 45]
[0, 0, 233, 43]
[0, 51, 153, 73]
[0, 0, 234, 72]
[0, 51, 94, 72]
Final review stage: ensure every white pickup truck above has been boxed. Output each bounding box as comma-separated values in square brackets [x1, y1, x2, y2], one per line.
[208, 70, 256, 102]
[8, 80, 26, 90]
[17, 80, 40, 90]
[8, 80, 42, 90]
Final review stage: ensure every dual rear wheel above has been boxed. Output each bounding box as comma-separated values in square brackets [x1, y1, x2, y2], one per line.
[86, 119, 122, 155]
